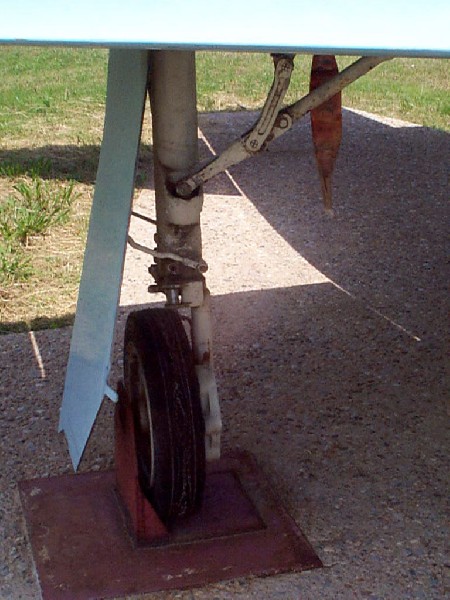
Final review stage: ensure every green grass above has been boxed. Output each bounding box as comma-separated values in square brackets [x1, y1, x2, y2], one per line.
[335, 57, 449, 130]
[0, 47, 448, 332]
[196, 54, 450, 131]
[0, 239, 32, 283]
[0, 49, 448, 146]
[0, 177, 78, 285]
[0, 47, 107, 145]
[1, 177, 77, 242]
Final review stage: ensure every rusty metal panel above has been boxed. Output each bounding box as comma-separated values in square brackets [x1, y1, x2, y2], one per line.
[310, 54, 342, 211]
[19, 452, 321, 599]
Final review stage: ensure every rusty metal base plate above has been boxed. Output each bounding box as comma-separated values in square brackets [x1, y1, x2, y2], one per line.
[19, 452, 321, 600]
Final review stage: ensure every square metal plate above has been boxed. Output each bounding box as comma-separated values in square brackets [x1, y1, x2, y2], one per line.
[19, 452, 321, 600]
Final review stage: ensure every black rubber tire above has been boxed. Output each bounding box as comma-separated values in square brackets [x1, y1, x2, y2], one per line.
[123, 308, 205, 524]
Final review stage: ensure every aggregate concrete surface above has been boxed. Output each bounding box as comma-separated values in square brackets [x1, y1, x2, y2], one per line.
[1, 109, 449, 599]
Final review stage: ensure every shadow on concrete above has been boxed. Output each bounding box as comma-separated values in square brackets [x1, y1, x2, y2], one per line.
[198, 109, 450, 343]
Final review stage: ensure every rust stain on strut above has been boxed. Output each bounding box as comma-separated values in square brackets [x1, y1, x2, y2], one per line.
[310, 55, 343, 211]
[200, 350, 211, 364]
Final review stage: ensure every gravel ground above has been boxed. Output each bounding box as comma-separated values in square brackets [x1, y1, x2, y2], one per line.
[0, 109, 449, 599]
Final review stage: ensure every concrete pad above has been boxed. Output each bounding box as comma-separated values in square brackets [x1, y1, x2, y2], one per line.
[1, 109, 449, 599]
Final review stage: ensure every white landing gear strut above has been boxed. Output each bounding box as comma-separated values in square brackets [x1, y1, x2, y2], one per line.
[124, 51, 221, 522]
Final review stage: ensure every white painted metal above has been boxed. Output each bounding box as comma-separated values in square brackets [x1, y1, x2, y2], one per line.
[192, 290, 222, 461]
[243, 55, 294, 153]
[175, 54, 295, 198]
[148, 51, 222, 460]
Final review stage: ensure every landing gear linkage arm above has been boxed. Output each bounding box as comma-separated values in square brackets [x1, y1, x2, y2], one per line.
[173, 55, 391, 198]
[174, 53, 295, 197]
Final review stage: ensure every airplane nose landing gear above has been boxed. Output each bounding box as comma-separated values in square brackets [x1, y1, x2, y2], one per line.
[124, 308, 205, 524]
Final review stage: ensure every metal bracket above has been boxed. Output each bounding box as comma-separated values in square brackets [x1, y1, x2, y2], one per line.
[127, 234, 208, 273]
[174, 54, 295, 198]
[243, 54, 295, 153]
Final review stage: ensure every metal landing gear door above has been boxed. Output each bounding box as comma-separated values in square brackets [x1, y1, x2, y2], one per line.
[58, 49, 148, 470]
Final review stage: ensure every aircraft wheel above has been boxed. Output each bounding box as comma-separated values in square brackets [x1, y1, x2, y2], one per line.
[124, 308, 205, 524]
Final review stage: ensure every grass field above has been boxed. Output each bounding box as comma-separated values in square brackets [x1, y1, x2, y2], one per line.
[0, 48, 449, 332]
